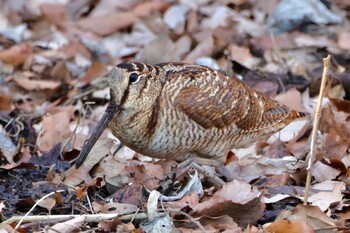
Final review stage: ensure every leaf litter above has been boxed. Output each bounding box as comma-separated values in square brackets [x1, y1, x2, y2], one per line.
[0, 0, 349, 232]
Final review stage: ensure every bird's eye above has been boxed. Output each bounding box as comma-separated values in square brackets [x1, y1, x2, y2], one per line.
[129, 73, 140, 83]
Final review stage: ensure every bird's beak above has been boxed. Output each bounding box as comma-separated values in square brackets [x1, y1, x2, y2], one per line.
[75, 102, 119, 168]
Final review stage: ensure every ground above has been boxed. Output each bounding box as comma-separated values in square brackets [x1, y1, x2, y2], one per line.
[0, 0, 350, 232]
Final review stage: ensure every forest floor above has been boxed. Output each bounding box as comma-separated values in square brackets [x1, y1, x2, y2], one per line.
[0, 0, 350, 232]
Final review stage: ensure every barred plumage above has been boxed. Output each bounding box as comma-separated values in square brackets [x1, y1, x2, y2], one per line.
[76, 62, 305, 167]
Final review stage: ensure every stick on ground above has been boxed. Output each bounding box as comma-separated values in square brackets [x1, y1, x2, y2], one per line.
[303, 54, 331, 205]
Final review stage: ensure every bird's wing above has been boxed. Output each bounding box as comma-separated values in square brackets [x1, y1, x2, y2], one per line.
[172, 70, 301, 131]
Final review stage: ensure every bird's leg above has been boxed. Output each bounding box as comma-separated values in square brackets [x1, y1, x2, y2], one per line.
[174, 155, 225, 187]
[191, 162, 225, 186]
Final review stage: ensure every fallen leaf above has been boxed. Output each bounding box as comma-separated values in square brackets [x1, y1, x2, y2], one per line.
[184, 34, 214, 63]
[229, 44, 261, 69]
[164, 192, 200, 210]
[40, 4, 67, 28]
[194, 179, 265, 227]
[77, 61, 106, 84]
[0, 95, 12, 110]
[37, 197, 56, 212]
[11, 72, 61, 91]
[77, 12, 137, 36]
[337, 206, 350, 220]
[163, 4, 189, 34]
[48, 216, 85, 233]
[268, 118, 309, 143]
[338, 31, 350, 50]
[274, 88, 307, 113]
[266, 219, 314, 233]
[0, 201, 5, 212]
[0, 132, 16, 166]
[0, 42, 32, 66]
[277, 204, 336, 231]
[307, 181, 345, 211]
[201, 5, 234, 30]
[311, 161, 341, 182]
[139, 34, 191, 63]
[37, 109, 72, 152]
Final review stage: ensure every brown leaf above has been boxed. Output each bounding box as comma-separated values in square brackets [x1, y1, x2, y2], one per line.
[37, 108, 74, 152]
[77, 12, 137, 36]
[11, 72, 61, 91]
[329, 97, 350, 113]
[0, 95, 12, 110]
[40, 4, 67, 28]
[266, 219, 314, 233]
[277, 204, 336, 231]
[164, 192, 200, 210]
[253, 80, 279, 97]
[198, 215, 242, 233]
[337, 206, 350, 220]
[140, 34, 191, 63]
[184, 35, 214, 63]
[0, 43, 32, 66]
[194, 179, 265, 227]
[37, 197, 56, 211]
[0, 132, 16, 166]
[131, 1, 170, 18]
[78, 61, 106, 84]
[338, 31, 350, 50]
[308, 181, 344, 211]
[77, 2, 169, 36]
[48, 216, 84, 233]
[229, 44, 260, 69]
[50, 61, 72, 83]
[311, 161, 341, 182]
[274, 88, 307, 113]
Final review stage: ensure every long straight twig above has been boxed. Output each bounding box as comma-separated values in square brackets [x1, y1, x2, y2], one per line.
[12, 190, 65, 232]
[303, 54, 331, 205]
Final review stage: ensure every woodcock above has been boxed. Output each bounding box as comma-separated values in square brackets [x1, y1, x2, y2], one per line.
[75, 62, 305, 168]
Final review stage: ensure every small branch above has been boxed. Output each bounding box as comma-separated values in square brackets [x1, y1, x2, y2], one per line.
[5, 212, 152, 225]
[13, 190, 65, 232]
[303, 54, 331, 205]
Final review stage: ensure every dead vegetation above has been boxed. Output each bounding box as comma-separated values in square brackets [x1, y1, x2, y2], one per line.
[0, 0, 350, 232]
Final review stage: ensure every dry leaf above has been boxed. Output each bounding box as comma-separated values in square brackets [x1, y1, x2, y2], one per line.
[312, 161, 341, 182]
[48, 216, 85, 233]
[11, 72, 61, 91]
[194, 179, 264, 227]
[37, 197, 56, 212]
[229, 44, 261, 69]
[40, 4, 67, 28]
[163, 4, 189, 34]
[77, 12, 137, 36]
[0, 132, 16, 166]
[338, 31, 350, 50]
[0, 95, 12, 110]
[266, 219, 314, 233]
[277, 204, 336, 230]
[37, 110, 72, 152]
[0, 43, 32, 66]
[184, 35, 214, 63]
[308, 181, 345, 211]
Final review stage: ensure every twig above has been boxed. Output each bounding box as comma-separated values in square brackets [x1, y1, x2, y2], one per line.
[86, 193, 94, 214]
[13, 190, 65, 232]
[303, 54, 331, 205]
[177, 210, 207, 233]
[5, 212, 154, 224]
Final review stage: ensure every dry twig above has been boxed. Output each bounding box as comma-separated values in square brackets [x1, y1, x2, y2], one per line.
[303, 54, 331, 205]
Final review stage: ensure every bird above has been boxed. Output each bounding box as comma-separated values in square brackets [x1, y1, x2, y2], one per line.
[75, 62, 305, 168]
